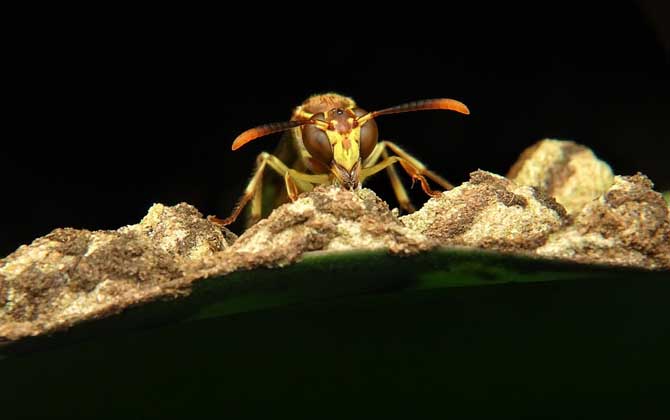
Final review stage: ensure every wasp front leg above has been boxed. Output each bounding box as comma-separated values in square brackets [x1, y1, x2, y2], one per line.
[362, 141, 415, 212]
[362, 141, 455, 209]
[208, 152, 329, 227]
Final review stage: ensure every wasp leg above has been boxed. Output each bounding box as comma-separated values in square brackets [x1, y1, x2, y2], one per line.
[284, 172, 300, 202]
[363, 142, 415, 212]
[208, 152, 329, 227]
[361, 155, 442, 199]
[249, 153, 265, 226]
[380, 141, 454, 190]
[362, 141, 453, 205]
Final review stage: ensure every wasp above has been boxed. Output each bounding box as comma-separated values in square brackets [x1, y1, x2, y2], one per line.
[209, 93, 469, 227]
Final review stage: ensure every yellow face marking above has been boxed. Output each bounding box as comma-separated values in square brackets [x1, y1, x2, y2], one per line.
[293, 108, 314, 121]
[328, 127, 361, 171]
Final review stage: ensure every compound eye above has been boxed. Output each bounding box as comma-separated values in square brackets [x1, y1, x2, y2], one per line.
[354, 108, 378, 160]
[302, 113, 333, 164]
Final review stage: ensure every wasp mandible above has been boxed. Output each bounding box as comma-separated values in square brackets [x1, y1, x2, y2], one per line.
[210, 93, 469, 227]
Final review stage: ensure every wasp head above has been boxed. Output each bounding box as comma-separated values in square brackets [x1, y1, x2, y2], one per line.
[301, 107, 378, 190]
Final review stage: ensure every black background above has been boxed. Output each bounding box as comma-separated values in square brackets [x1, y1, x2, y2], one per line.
[2, 2, 668, 257]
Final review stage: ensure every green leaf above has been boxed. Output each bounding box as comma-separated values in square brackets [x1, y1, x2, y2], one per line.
[1, 249, 669, 417]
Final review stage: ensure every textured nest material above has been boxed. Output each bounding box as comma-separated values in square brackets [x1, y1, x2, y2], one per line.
[0, 187, 429, 341]
[1, 139, 668, 342]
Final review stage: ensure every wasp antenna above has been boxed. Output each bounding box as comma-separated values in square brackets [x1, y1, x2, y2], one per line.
[231, 121, 304, 150]
[357, 98, 470, 125]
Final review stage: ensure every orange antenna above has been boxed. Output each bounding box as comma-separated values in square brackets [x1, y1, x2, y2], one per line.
[356, 98, 470, 125]
[231, 119, 329, 150]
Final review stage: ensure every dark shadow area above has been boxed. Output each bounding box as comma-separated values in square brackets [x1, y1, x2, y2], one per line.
[2, 2, 668, 257]
[1, 270, 669, 418]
